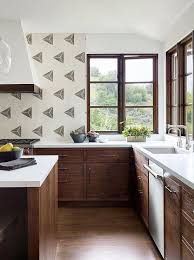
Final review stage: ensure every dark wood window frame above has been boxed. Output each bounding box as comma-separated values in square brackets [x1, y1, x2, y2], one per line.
[166, 31, 194, 138]
[87, 54, 158, 134]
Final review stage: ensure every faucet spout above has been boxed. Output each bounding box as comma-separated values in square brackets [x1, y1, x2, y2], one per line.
[167, 124, 191, 150]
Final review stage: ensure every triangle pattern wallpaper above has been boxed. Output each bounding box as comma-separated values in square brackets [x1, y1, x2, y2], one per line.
[0, 33, 86, 141]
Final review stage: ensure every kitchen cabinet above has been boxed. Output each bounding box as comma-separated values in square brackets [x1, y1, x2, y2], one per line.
[181, 185, 194, 259]
[134, 149, 149, 228]
[0, 162, 58, 260]
[34, 148, 132, 205]
[58, 164, 85, 201]
[164, 175, 181, 260]
[87, 163, 129, 201]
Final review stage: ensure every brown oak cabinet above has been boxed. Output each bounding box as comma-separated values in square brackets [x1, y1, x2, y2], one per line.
[181, 185, 194, 259]
[87, 163, 129, 201]
[164, 174, 194, 260]
[164, 175, 181, 260]
[34, 148, 132, 204]
[134, 149, 149, 228]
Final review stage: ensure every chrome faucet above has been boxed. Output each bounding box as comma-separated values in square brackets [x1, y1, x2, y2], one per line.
[167, 125, 183, 148]
[167, 124, 191, 150]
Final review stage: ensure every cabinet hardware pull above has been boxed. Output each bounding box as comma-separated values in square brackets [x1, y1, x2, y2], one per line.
[59, 168, 69, 170]
[143, 164, 162, 179]
[88, 168, 91, 184]
[165, 186, 176, 193]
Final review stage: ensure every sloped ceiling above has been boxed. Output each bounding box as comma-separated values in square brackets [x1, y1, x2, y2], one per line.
[0, 0, 194, 41]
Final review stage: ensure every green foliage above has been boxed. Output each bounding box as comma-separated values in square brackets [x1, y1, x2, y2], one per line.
[122, 126, 151, 137]
[90, 66, 153, 131]
[126, 84, 152, 105]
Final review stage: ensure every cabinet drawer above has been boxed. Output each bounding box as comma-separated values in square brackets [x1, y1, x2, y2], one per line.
[86, 148, 129, 162]
[58, 182, 85, 201]
[182, 187, 194, 220]
[182, 239, 194, 260]
[34, 148, 84, 162]
[182, 216, 194, 251]
[58, 165, 85, 201]
[58, 165, 84, 182]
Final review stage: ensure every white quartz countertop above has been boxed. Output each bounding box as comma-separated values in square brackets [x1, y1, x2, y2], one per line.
[33, 140, 168, 148]
[134, 144, 194, 189]
[0, 156, 58, 188]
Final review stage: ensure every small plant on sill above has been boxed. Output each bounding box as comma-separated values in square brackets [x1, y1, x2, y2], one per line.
[122, 125, 151, 142]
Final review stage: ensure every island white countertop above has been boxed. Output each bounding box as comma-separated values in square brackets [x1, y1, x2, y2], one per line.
[0, 156, 58, 188]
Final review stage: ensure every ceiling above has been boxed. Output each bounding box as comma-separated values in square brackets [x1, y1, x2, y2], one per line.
[0, 0, 193, 41]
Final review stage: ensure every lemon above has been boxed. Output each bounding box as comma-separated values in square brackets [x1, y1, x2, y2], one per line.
[0, 143, 13, 152]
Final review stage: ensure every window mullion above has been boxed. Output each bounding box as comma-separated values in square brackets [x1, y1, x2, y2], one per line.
[118, 55, 125, 133]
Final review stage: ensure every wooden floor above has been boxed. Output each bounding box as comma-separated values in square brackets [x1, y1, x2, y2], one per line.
[56, 208, 162, 260]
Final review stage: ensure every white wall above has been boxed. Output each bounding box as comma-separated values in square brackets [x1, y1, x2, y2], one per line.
[86, 33, 165, 140]
[0, 19, 33, 84]
[164, 3, 194, 50]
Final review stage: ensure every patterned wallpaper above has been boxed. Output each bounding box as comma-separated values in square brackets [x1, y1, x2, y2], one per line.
[0, 33, 86, 141]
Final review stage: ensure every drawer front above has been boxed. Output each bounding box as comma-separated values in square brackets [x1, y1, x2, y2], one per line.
[182, 216, 194, 251]
[58, 164, 84, 182]
[34, 148, 84, 162]
[86, 148, 130, 162]
[58, 165, 85, 200]
[182, 187, 194, 220]
[182, 239, 194, 260]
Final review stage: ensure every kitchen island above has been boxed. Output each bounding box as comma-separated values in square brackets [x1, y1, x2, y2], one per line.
[0, 156, 58, 260]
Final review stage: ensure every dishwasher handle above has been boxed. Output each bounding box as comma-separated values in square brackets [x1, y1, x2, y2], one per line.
[143, 164, 163, 180]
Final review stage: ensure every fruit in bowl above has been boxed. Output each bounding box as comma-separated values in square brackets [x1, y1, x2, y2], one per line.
[0, 143, 23, 163]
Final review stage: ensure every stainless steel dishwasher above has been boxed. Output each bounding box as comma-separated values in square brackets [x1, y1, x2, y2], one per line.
[143, 161, 164, 258]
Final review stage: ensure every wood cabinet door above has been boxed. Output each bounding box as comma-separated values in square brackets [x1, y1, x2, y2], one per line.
[136, 166, 148, 227]
[58, 164, 85, 201]
[141, 172, 149, 228]
[164, 175, 181, 260]
[86, 163, 129, 201]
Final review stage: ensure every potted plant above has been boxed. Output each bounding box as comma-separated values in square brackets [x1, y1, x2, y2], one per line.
[122, 126, 151, 142]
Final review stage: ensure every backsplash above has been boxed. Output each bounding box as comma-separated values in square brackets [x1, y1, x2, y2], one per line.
[0, 33, 86, 141]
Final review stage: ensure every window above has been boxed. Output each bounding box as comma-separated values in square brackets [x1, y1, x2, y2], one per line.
[87, 54, 158, 133]
[184, 42, 193, 135]
[166, 51, 179, 126]
[125, 57, 155, 131]
[166, 32, 194, 137]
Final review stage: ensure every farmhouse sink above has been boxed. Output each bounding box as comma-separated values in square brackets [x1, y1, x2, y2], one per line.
[144, 147, 189, 154]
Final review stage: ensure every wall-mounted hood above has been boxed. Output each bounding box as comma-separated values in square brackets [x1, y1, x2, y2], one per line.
[0, 20, 40, 94]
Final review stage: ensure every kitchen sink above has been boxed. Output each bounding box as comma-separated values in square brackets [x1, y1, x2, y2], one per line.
[144, 147, 189, 154]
